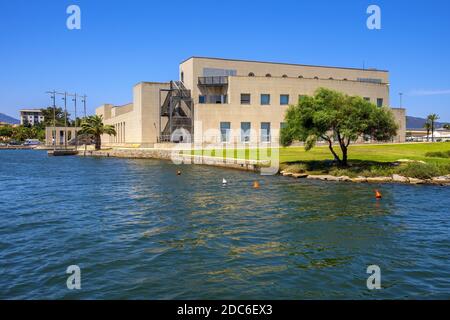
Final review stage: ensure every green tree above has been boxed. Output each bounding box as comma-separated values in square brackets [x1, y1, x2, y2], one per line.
[79, 115, 116, 150]
[427, 114, 440, 142]
[0, 125, 14, 140]
[41, 107, 71, 127]
[444, 124, 450, 130]
[423, 121, 432, 142]
[12, 126, 33, 142]
[281, 88, 398, 166]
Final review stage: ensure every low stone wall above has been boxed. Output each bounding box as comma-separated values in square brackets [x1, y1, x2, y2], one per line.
[280, 171, 450, 186]
[83, 148, 270, 172]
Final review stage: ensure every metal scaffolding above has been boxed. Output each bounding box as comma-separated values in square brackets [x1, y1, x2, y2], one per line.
[159, 81, 194, 143]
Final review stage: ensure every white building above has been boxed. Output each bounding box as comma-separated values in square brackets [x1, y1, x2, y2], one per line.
[20, 109, 44, 126]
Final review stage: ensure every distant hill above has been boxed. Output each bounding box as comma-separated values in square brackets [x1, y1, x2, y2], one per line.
[0, 113, 19, 125]
[407, 116, 447, 130]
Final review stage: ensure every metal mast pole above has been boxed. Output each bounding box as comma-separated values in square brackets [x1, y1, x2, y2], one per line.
[46, 91, 57, 151]
[82, 95, 87, 156]
[73, 93, 78, 151]
[63, 92, 68, 149]
[51, 91, 56, 151]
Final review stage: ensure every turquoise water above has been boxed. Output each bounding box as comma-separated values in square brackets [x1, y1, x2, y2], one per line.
[0, 150, 449, 299]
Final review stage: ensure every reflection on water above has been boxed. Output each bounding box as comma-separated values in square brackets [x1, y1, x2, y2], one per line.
[0, 150, 449, 299]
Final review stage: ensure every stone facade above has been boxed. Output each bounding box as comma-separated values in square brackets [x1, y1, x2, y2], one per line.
[96, 57, 406, 147]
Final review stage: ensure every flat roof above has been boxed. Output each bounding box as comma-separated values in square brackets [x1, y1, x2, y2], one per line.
[180, 56, 388, 73]
[20, 109, 43, 112]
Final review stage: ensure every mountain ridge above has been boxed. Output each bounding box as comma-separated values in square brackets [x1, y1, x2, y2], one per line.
[0, 112, 20, 125]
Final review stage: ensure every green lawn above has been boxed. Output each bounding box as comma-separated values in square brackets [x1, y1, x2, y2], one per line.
[279, 142, 450, 164]
[182, 142, 450, 178]
[185, 142, 450, 164]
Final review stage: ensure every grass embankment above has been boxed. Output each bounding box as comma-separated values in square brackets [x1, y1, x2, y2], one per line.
[280, 143, 450, 179]
[182, 143, 450, 179]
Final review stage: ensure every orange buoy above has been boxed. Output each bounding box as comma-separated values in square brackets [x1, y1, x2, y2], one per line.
[253, 181, 260, 189]
[375, 190, 382, 199]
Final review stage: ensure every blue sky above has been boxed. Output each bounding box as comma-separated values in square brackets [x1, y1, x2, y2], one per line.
[0, 0, 449, 121]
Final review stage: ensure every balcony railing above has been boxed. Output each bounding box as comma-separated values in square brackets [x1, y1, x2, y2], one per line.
[198, 76, 228, 86]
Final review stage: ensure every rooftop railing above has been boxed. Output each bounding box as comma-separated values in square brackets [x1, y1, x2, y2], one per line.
[198, 76, 229, 86]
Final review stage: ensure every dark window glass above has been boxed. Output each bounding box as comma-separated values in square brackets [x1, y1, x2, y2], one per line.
[261, 94, 270, 105]
[377, 98, 384, 107]
[220, 122, 231, 143]
[241, 122, 251, 142]
[241, 94, 251, 105]
[280, 95, 289, 105]
[261, 122, 271, 142]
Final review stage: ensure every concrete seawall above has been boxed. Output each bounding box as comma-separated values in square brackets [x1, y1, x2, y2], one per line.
[83, 148, 270, 172]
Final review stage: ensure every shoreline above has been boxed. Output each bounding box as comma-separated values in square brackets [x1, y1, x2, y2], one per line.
[280, 171, 450, 186]
[4, 147, 449, 186]
[81, 148, 450, 186]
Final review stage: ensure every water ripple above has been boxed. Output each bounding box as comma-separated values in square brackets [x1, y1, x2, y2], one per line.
[0, 150, 449, 299]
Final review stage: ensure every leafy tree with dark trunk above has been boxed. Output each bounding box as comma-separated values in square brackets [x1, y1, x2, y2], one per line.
[281, 88, 398, 166]
[427, 114, 439, 142]
[79, 115, 116, 150]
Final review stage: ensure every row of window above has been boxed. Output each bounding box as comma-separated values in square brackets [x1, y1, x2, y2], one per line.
[241, 93, 292, 105]
[199, 93, 385, 107]
[364, 97, 384, 107]
[242, 94, 384, 106]
[247, 73, 383, 83]
[249, 72, 334, 80]
[219, 122, 286, 143]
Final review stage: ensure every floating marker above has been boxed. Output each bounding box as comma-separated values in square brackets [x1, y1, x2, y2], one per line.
[177, 170, 182, 176]
[253, 181, 260, 189]
[375, 190, 382, 199]
[222, 178, 228, 185]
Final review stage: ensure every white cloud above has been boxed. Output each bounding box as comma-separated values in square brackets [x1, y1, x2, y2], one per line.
[409, 89, 450, 96]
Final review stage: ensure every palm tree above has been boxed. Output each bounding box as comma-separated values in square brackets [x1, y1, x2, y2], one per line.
[427, 114, 440, 142]
[423, 122, 432, 142]
[80, 115, 116, 150]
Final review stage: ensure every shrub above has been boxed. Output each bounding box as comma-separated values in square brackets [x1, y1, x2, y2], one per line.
[282, 163, 308, 173]
[396, 162, 448, 179]
[425, 150, 450, 158]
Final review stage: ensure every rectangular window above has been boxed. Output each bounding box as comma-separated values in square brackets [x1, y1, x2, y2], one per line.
[199, 95, 206, 104]
[364, 97, 370, 102]
[220, 122, 231, 143]
[357, 78, 383, 84]
[377, 98, 384, 107]
[241, 122, 251, 143]
[280, 94, 289, 105]
[241, 94, 251, 105]
[261, 122, 271, 142]
[261, 94, 271, 105]
[203, 68, 237, 77]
